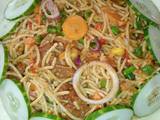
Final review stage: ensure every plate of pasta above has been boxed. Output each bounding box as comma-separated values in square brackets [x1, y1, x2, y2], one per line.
[0, 0, 160, 120]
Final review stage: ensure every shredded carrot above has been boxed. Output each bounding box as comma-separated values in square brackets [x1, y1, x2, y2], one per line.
[106, 56, 116, 68]
[91, 92, 102, 100]
[95, 23, 103, 31]
[25, 37, 35, 48]
[28, 47, 38, 73]
[29, 50, 37, 66]
[35, 14, 42, 25]
[102, 6, 126, 26]
[30, 65, 38, 74]
[29, 57, 36, 65]
[34, 5, 40, 14]
[17, 62, 25, 72]
[27, 21, 32, 30]
[34, 5, 42, 25]
[123, 50, 131, 66]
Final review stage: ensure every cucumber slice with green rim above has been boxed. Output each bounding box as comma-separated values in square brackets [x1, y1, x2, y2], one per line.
[0, 79, 30, 120]
[5, 0, 38, 20]
[0, 44, 8, 83]
[0, 98, 11, 120]
[30, 113, 63, 120]
[128, 0, 160, 25]
[151, 0, 160, 13]
[0, 0, 19, 39]
[0, 19, 19, 40]
[132, 73, 160, 117]
[144, 25, 160, 64]
[137, 108, 160, 120]
[85, 105, 133, 120]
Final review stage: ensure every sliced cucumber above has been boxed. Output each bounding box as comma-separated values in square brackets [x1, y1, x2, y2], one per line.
[0, 79, 30, 120]
[0, 44, 8, 83]
[138, 108, 160, 120]
[0, 0, 19, 39]
[128, 0, 160, 25]
[85, 105, 133, 120]
[151, 0, 160, 13]
[0, 98, 11, 120]
[0, 19, 18, 39]
[132, 73, 160, 117]
[144, 25, 160, 64]
[30, 113, 63, 120]
[5, 0, 37, 20]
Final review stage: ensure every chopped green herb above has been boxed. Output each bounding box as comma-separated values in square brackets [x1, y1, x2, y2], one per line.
[35, 35, 43, 44]
[90, 40, 97, 49]
[111, 26, 120, 35]
[99, 79, 106, 88]
[116, 90, 121, 96]
[56, 24, 62, 33]
[142, 65, 154, 75]
[79, 38, 84, 45]
[123, 66, 136, 80]
[60, 10, 67, 23]
[42, 15, 47, 22]
[124, 66, 136, 74]
[47, 25, 57, 33]
[133, 47, 143, 58]
[134, 17, 142, 30]
[84, 10, 92, 20]
[47, 25, 63, 35]
[126, 73, 135, 80]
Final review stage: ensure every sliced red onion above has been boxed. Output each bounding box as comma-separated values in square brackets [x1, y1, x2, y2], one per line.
[90, 39, 100, 51]
[41, 0, 60, 19]
[75, 56, 81, 66]
[72, 61, 119, 104]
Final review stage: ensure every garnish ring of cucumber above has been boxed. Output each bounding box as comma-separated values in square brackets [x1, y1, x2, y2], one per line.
[144, 25, 160, 64]
[0, 0, 19, 39]
[132, 73, 160, 117]
[128, 0, 160, 25]
[30, 112, 63, 120]
[85, 105, 133, 120]
[0, 79, 31, 120]
[4, 0, 38, 20]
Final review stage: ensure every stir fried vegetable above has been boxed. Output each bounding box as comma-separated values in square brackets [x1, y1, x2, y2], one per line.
[83, 10, 92, 20]
[133, 47, 143, 58]
[99, 79, 107, 89]
[111, 48, 125, 56]
[111, 26, 120, 35]
[141, 65, 154, 75]
[47, 25, 62, 35]
[35, 35, 43, 44]
[123, 66, 136, 80]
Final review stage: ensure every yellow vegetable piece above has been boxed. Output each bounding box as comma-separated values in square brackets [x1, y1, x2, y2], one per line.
[62, 15, 88, 41]
[70, 48, 79, 60]
[111, 48, 125, 56]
